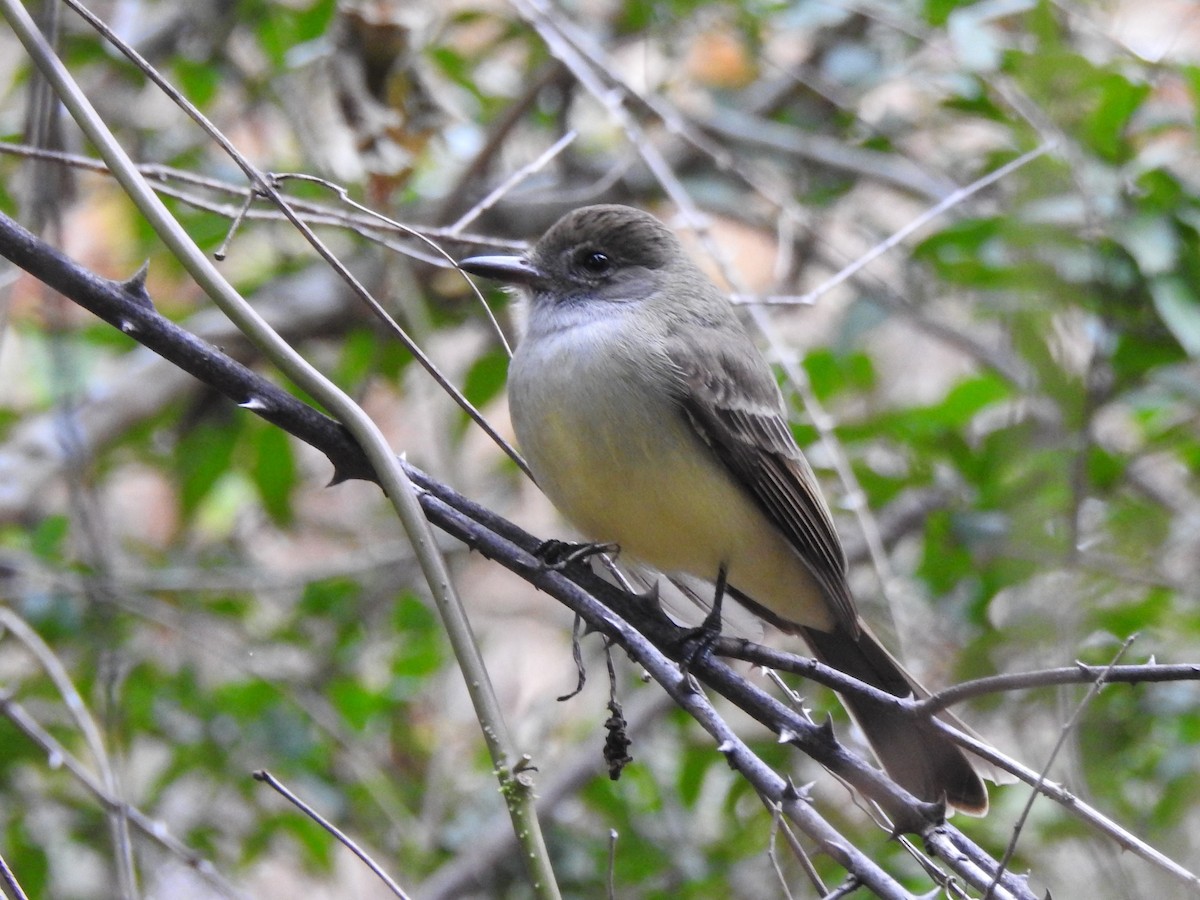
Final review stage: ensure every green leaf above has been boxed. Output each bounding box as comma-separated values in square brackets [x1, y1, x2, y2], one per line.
[173, 58, 221, 107]
[1086, 447, 1126, 491]
[30, 515, 70, 561]
[1090, 587, 1170, 636]
[802, 348, 875, 401]
[299, 577, 362, 618]
[174, 418, 242, 517]
[911, 217, 1022, 287]
[334, 329, 379, 388]
[391, 595, 443, 682]
[1081, 72, 1150, 162]
[1134, 168, 1184, 213]
[676, 742, 710, 807]
[461, 348, 510, 411]
[329, 678, 388, 731]
[929, 374, 1011, 428]
[250, 0, 338, 68]
[1112, 330, 1185, 383]
[251, 425, 297, 525]
[1151, 276, 1200, 357]
[918, 510, 975, 595]
[213, 680, 279, 721]
[924, 0, 971, 27]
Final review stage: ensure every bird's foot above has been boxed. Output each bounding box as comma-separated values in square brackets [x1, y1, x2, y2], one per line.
[676, 602, 725, 671]
[676, 563, 729, 670]
[534, 539, 619, 571]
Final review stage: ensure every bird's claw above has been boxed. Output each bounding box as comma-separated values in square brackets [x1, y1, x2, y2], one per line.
[534, 539, 619, 570]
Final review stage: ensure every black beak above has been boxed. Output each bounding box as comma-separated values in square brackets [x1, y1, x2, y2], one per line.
[458, 254, 544, 286]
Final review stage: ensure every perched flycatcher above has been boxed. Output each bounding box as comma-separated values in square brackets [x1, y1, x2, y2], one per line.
[461, 204, 989, 813]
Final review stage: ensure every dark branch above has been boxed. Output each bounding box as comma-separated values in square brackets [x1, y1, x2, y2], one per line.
[0, 210, 376, 485]
[0, 208, 1041, 897]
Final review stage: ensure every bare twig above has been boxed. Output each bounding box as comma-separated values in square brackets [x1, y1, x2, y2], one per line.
[701, 108, 957, 202]
[2, 3, 558, 894]
[0, 850, 31, 900]
[937, 720, 1200, 891]
[985, 637, 1134, 898]
[447, 131, 578, 236]
[0, 142, 526, 252]
[785, 143, 1055, 308]
[0, 691, 247, 899]
[916, 661, 1200, 714]
[253, 770, 412, 900]
[605, 829, 618, 900]
[765, 798, 809, 899]
[0, 606, 137, 898]
[0, 208, 1047, 897]
[268, 170, 519, 362]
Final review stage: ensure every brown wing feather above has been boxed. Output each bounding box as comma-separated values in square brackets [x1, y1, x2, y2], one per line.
[666, 337, 859, 636]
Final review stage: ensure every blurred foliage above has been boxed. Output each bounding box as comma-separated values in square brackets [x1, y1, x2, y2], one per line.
[1, 0, 1199, 897]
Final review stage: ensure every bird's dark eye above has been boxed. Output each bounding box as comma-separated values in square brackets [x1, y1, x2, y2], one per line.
[573, 248, 613, 276]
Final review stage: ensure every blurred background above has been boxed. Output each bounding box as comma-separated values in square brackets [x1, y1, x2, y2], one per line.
[1, 0, 1199, 897]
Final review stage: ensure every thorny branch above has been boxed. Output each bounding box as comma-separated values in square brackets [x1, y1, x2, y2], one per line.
[7, 206, 1199, 897]
[2, 1, 1198, 895]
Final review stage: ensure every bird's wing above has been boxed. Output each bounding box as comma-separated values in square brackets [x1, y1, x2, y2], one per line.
[665, 332, 859, 635]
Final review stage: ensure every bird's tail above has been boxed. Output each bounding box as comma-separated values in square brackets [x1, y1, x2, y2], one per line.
[799, 623, 993, 815]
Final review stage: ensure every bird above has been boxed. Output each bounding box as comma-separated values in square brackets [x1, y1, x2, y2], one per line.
[460, 204, 990, 813]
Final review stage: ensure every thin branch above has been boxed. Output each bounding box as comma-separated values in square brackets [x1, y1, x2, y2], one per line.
[0, 142, 526, 253]
[447, 131, 578, 236]
[253, 771, 412, 900]
[2, 3, 558, 895]
[786, 143, 1055, 308]
[58, 0, 531, 479]
[268, 169, 519, 363]
[700, 108, 957, 202]
[721, 641, 1200, 715]
[765, 797, 814, 898]
[986, 637, 1134, 899]
[936, 720, 1200, 890]
[0, 691, 248, 899]
[0, 608, 137, 897]
[0, 850, 30, 900]
[0, 209, 1028, 898]
[916, 662, 1200, 715]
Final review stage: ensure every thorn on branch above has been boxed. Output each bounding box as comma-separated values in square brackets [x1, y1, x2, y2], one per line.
[816, 715, 838, 746]
[780, 776, 808, 802]
[118, 260, 153, 308]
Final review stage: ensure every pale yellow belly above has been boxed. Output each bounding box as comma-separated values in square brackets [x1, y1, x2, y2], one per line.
[510, 351, 834, 630]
